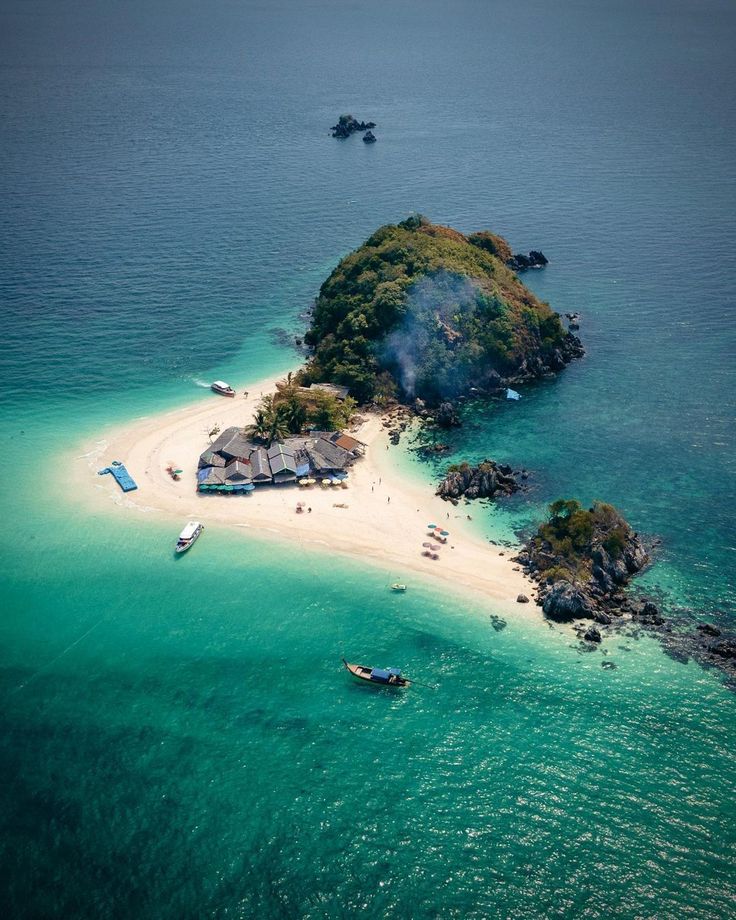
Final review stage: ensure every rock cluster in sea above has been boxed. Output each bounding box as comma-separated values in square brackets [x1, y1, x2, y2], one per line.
[330, 114, 376, 139]
[513, 511, 736, 684]
[436, 460, 527, 503]
[507, 250, 549, 271]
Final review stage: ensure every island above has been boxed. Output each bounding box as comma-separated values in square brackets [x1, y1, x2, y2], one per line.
[298, 214, 583, 406]
[330, 114, 376, 139]
[82, 215, 734, 687]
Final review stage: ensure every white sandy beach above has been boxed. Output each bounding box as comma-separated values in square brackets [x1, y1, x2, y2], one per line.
[72, 371, 536, 616]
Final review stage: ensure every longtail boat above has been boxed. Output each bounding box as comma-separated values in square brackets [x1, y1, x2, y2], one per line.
[343, 659, 410, 687]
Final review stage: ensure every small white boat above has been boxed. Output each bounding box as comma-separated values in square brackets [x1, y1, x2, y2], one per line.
[211, 380, 236, 397]
[175, 521, 204, 554]
[390, 583, 407, 592]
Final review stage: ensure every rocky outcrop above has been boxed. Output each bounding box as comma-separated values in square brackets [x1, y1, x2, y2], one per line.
[515, 499, 736, 686]
[436, 460, 526, 502]
[331, 115, 376, 138]
[362, 130, 376, 144]
[518, 500, 650, 623]
[435, 401, 461, 428]
[508, 250, 549, 272]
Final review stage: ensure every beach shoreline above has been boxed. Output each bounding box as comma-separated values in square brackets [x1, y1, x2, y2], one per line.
[69, 369, 537, 620]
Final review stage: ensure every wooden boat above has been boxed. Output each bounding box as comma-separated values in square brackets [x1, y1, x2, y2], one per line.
[343, 659, 410, 687]
[390, 583, 407, 592]
[211, 380, 236, 397]
[175, 521, 204, 554]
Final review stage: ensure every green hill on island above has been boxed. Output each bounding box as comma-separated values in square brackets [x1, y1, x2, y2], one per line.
[300, 215, 583, 405]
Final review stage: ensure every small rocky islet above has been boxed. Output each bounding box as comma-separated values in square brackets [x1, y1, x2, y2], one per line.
[511, 499, 736, 682]
[436, 460, 528, 503]
[330, 114, 376, 139]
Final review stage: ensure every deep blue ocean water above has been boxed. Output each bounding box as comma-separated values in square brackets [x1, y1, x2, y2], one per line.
[1, 1, 735, 916]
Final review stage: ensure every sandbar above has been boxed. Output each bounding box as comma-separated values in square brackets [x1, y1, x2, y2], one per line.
[71, 370, 536, 618]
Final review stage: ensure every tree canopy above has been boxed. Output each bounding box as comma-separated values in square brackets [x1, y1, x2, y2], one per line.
[300, 216, 571, 404]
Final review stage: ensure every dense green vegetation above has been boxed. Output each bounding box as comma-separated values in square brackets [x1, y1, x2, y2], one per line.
[246, 374, 356, 445]
[300, 215, 571, 404]
[530, 499, 632, 582]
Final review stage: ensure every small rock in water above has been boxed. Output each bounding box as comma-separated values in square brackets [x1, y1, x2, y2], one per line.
[601, 660, 617, 670]
[583, 626, 602, 643]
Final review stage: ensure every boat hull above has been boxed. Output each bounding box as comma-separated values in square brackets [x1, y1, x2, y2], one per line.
[175, 523, 204, 553]
[343, 660, 410, 688]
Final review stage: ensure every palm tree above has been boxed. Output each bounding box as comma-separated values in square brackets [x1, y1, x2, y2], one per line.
[283, 396, 307, 434]
[266, 405, 290, 447]
[246, 409, 269, 442]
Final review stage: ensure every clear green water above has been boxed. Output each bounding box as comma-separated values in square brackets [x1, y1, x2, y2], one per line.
[1, 0, 735, 916]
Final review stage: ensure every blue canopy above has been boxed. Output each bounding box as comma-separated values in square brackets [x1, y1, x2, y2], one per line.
[506, 388, 521, 400]
[370, 668, 390, 681]
[388, 668, 402, 677]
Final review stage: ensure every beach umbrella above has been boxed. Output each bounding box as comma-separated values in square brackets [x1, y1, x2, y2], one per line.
[440, 530, 449, 536]
[427, 524, 437, 529]
[173, 469, 183, 475]
[306, 478, 316, 485]
[422, 542, 432, 548]
[299, 478, 310, 486]
[322, 478, 331, 486]
[222, 484, 234, 492]
[331, 478, 341, 486]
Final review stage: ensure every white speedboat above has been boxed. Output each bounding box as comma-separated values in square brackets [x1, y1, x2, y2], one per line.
[175, 521, 204, 554]
[211, 380, 236, 397]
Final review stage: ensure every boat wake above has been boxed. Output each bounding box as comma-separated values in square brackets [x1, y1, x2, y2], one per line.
[192, 378, 211, 389]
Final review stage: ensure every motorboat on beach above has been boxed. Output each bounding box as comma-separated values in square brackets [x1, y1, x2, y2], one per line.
[175, 521, 204, 554]
[211, 381, 236, 397]
[390, 583, 407, 592]
[343, 659, 410, 687]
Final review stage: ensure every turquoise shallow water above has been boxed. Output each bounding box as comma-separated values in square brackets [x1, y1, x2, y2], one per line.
[1, 0, 735, 916]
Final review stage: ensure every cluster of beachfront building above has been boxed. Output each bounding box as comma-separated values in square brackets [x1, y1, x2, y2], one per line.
[197, 428, 365, 493]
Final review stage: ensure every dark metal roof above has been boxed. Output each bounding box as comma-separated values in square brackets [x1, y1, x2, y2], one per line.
[250, 448, 272, 480]
[310, 383, 350, 400]
[306, 437, 351, 472]
[267, 443, 297, 475]
[201, 467, 227, 485]
[224, 460, 252, 482]
[209, 427, 254, 461]
[199, 449, 227, 468]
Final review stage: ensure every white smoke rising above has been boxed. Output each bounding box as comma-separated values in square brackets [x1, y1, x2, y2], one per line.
[380, 271, 481, 399]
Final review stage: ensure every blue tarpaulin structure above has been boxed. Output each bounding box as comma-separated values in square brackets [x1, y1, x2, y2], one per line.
[506, 388, 521, 400]
[98, 461, 137, 492]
